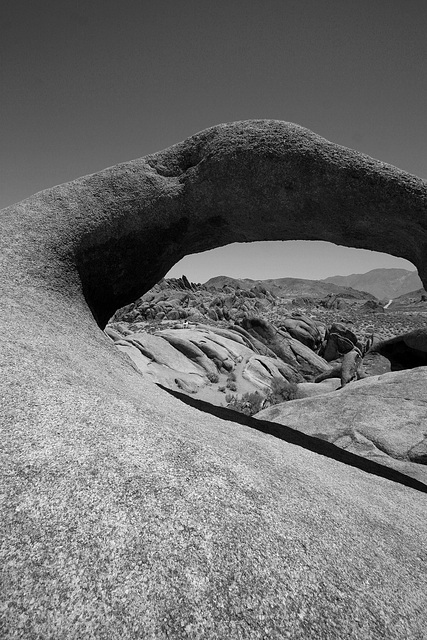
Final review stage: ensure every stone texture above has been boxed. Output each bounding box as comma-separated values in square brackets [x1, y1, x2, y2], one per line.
[115, 326, 301, 407]
[256, 368, 427, 484]
[279, 314, 323, 351]
[321, 322, 360, 361]
[295, 379, 341, 398]
[242, 355, 302, 389]
[2, 120, 427, 638]
[362, 351, 392, 376]
[373, 328, 427, 369]
[240, 316, 330, 378]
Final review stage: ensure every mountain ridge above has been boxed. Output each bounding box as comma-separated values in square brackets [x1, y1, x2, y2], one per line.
[205, 275, 376, 300]
[323, 268, 422, 300]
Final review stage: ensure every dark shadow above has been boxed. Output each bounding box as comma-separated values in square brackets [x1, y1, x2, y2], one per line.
[157, 384, 427, 494]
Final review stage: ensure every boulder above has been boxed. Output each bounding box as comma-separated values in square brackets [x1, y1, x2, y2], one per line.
[279, 314, 323, 351]
[372, 328, 427, 370]
[256, 368, 427, 484]
[166, 309, 180, 320]
[230, 324, 279, 357]
[362, 351, 392, 376]
[179, 329, 236, 371]
[128, 332, 206, 375]
[241, 316, 330, 378]
[319, 294, 349, 310]
[242, 355, 302, 389]
[362, 299, 385, 313]
[321, 322, 359, 361]
[295, 379, 341, 398]
[104, 326, 124, 342]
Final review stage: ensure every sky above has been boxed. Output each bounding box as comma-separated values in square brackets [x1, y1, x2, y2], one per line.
[1, 0, 425, 282]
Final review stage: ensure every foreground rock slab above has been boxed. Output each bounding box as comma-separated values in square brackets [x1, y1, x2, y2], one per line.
[256, 367, 427, 483]
[2, 120, 427, 638]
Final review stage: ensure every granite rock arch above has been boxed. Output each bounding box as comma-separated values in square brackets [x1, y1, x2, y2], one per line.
[2, 121, 427, 638]
[4, 120, 426, 328]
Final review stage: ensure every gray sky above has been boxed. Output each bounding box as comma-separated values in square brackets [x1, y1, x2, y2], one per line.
[2, 0, 425, 280]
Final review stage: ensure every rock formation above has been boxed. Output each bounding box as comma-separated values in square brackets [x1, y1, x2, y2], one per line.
[372, 327, 427, 369]
[2, 120, 427, 638]
[320, 322, 361, 361]
[279, 313, 323, 350]
[256, 367, 427, 483]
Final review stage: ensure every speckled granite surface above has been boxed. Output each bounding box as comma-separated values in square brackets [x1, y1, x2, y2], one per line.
[1, 121, 427, 638]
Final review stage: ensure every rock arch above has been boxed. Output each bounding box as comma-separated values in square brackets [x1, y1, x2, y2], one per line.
[2, 121, 427, 637]
[4, 120, 426, 327]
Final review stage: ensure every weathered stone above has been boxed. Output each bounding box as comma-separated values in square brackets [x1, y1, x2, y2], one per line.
[129, 332, 205, 375]
[156, 330, 218, 377]
[295, 379, 341, 398]
[280, 314, 323, 351]
[373, 328, 427, 370]
[241, 316, 329, 378]
[362, 351, 392, 376]
[321, 322, 359, 361]
[207, 308, 218, 321]
[242, 355, 302, 389]
[256, 368, 427, 484]
[408, 439, 427, 464]
[104, 326, 124, 342]
[230, 324, 278, 357]
[174, 377, 199, 394]
[2, 120, 427, 637]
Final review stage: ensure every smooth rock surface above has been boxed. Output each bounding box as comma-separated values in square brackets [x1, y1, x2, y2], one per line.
[256, 368, 427, 483]
[2, 120, 427, 638]
[113, 326, 301, 408]
[240, 316, 330, 378]
[295, 379, 341, 398]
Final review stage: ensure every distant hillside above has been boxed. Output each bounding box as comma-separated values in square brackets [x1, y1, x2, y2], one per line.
[393, 287, 427, 302]
[205, 275, 376, 300]
[322, 268, 421, 301]
[204, 276, 256, 290]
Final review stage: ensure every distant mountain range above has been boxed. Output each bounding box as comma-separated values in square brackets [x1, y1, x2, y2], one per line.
[204, 275, 376, 300]
[322, 268, 422, 301]
[205, 269, 423, 302]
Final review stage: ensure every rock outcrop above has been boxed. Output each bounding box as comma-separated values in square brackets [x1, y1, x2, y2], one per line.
[279, 313, 324, 351]
[112, 278, 278, 325]
[256, 368, 427, 483]
[110, 325, 303, 408]
[372, 327, 427, 369]
[320, 322, 360, 361]
[2, 120, 427, 638]
[240, 316, 330, 378]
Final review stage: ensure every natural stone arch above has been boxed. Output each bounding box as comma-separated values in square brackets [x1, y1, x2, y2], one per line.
[2, 121, 427, 638]
[4, 120, 426, 327]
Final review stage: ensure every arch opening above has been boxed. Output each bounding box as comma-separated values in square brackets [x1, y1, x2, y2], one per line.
[69, 121, 427, 329]
[109, 239, 425, 350]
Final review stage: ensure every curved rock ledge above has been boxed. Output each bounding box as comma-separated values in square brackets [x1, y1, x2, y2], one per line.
[2, 121, 427, 638]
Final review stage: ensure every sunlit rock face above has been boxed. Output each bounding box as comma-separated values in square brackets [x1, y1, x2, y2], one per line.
[2, 121, 427, 638]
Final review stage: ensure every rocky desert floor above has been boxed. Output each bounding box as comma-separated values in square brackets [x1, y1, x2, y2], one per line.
[290, 307, 427, 341]
[106, 278, 427, 484]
